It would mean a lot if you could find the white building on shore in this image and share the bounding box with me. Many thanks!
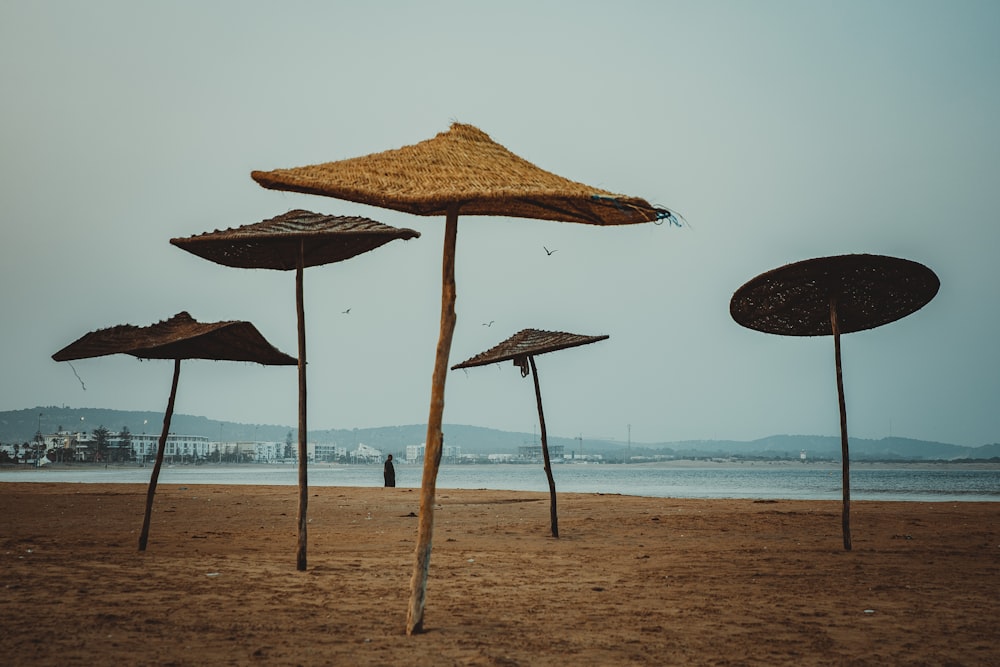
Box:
[351,443,383,464]
[9,429,286,463]
[314,443,347,462]
[405,442,462,464]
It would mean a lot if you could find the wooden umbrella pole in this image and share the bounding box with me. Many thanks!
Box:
[529,355,558,538]
[138,358,181,551]
[407,206,459,635]
[296,245,309,571]
[830,296,852,551]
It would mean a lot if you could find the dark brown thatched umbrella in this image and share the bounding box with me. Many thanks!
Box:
[251,122,679,633]
[730,254,939,550]
[51,311,296,551]
[452,329,609,538]
[170,209,419,571]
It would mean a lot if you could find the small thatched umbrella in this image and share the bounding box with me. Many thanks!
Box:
[251,122,679,633]
[452,329,609,538]
[51,311,296,551]
[730,254,939,550]
[170,209,419,571]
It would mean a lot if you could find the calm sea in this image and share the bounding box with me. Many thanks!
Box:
[2,462,998,502]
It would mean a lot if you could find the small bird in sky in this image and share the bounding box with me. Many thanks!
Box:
[342,308,351,314]
[543,246,557,256]
[483,320,494,327]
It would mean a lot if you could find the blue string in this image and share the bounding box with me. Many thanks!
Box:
[655,209,682,227]
[590,195,682,226]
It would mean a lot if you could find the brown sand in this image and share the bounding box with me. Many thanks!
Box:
[1,482,997,666]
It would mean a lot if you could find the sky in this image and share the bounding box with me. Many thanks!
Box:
[2,1,998,447]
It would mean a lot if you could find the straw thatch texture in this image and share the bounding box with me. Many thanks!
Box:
[252,123,675,226]
[730,254,939,337]
[452,329,610,370]
[170,209,420,270]
[52,312,296,365]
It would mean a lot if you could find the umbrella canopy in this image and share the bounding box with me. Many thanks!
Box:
[730,254,940,336]
[730,253,939,551]
[250,121,677,633]
[453,329,609,538]
[52,311,297,365]
[169,209,420,269]
[252,122,678,226]
[452,328,610,373]
[52,311,295,552]
[171,209,419,572]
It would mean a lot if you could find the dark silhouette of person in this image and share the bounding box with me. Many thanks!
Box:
[384,454,396,487]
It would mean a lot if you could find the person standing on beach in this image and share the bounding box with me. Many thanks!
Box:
[384,454,396,487]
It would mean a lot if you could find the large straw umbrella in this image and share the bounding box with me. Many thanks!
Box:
[51,311,296,551]
[251,122,679,633]
[170,209,419,571]
[452,329,609,538]
[730,254,939,550]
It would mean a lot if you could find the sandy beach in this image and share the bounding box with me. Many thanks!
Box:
[1,482,997,666]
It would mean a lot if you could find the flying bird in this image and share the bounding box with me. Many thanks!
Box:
[543,246,557,256]
[342,308,351,314]
[483,321,494,327]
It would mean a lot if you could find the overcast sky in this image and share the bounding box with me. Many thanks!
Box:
[2,1,998,447]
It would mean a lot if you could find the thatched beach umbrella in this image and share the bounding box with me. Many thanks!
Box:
[170,209,419,571]
[51,311,296,551]
[251,122,679,633]
[452,329,609,538]
[730,254,939,550]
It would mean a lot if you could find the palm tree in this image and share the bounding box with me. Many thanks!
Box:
[92,426,110,463]
[119,426,133,463]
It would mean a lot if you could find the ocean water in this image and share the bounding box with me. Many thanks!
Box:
[2,462,998,502]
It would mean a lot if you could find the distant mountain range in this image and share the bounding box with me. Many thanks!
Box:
[4,406,999,462]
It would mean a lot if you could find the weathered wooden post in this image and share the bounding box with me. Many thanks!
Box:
[730,254,939,550]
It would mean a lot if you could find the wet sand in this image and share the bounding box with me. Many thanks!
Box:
[1,482,997,665]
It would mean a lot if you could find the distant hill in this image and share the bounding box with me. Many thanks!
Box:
[0,406,295,446]
[636,435,1000,462]
[2,406,997,462]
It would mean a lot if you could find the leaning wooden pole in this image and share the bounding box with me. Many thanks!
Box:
[830,296,852,551]
[138,358,181,551]
[529,355,559,538]
[407,206,459,635]
[296,244,309,571]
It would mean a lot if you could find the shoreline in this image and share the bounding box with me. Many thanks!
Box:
[3,460,997,504]
[4,458,999,472]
